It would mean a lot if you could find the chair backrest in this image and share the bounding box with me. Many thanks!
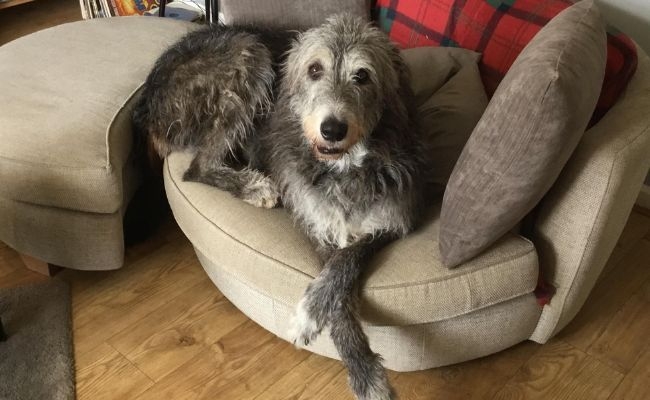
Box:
[374,0,638,125]
[218,0,370,30]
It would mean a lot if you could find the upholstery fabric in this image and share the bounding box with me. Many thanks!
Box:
[403,47,488,191]
[439,0,607,267]
[164,151,539,326]
[0,197,126,271]
[530,46,650,343]
[375,0,638,125]
[0,17,195,214]
[196,249,542,372]
[219,0,370,30]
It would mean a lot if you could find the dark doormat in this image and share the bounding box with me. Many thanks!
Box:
[0,279,74,400]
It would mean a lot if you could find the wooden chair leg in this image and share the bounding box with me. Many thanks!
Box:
[19,253,60,276]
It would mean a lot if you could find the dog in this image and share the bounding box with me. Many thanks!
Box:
[133,15,427,400]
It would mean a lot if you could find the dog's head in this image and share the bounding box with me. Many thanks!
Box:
[281,15,408,164]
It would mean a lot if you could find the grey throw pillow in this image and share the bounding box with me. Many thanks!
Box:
[439,0,608,268]
[219,0,370,30]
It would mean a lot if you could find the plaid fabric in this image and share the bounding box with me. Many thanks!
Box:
[376,0,638,124]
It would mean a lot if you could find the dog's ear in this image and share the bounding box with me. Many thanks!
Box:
[374,41,413,123]
[391,46,412,95]
[281,34,307,96]
[368,31,409,105]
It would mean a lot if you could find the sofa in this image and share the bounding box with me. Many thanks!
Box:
[0,1,648,370]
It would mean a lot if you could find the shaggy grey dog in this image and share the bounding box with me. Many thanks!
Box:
[134,15,427,400]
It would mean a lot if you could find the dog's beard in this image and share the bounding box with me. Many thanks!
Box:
[324,141,369,172]
[311,141,346,161]
[302,115,368,163]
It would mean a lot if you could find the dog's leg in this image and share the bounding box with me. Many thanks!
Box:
[289,234,397,400]
[183,146,279,209]
[331,304,394,400]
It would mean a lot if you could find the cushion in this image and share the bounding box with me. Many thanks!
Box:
[195,245,541,372]
[375,0,638,125]
[0,17,195,214]
[403,47,488,191]
[439,0,607,267]
[219,0,370,30]
[164,151,539,325]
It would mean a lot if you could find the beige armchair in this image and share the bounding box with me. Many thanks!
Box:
[529,45,650,343]
[162,45,650,370]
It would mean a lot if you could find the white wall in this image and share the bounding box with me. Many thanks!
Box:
[596,0,650,55]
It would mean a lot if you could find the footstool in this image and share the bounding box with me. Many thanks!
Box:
[0,17,195,271]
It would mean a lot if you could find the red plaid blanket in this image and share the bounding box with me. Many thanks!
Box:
[376,0,638,124]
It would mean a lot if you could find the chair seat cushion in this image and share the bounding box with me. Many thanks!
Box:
[0,17,195,213]
[164,152,539,325]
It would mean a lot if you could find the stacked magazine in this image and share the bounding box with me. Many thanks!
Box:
[79,0,155,18]
[79,0,204,21]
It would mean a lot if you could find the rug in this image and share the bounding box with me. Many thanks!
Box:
[0,279,74,400]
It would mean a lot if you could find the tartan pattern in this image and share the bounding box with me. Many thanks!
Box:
[376,0,638,124]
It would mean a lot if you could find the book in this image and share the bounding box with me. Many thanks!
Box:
[79,0,162,19]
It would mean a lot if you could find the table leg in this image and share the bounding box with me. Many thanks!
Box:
[158,0,166,17]
[206,0,218,24]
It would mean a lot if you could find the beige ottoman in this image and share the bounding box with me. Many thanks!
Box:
[0,17,194,271]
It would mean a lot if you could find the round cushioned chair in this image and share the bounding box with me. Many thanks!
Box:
[163,40,650,369]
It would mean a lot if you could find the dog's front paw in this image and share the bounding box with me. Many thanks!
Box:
[288,296,321,347]
[241,177,279,208]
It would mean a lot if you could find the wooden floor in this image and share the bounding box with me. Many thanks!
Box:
[1,206,648,400]
[2,3,650,399]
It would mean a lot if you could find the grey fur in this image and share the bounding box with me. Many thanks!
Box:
[133,15,428,400]
[133,25,293,207]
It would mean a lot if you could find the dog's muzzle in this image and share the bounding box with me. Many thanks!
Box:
[320,117,348,142]
[316,116,347,157]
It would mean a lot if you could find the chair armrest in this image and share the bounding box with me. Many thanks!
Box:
[529,46,650,343]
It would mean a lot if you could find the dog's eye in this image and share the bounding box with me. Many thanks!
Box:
[308,62,323,80]
[352,68,370,84]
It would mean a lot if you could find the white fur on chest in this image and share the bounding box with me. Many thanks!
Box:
[281,171,409,248]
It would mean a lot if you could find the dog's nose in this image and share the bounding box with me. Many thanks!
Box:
[320,117,348,142]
